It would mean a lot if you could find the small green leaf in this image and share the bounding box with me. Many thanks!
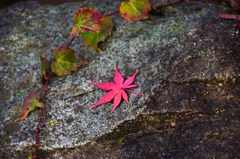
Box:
[20,93,44,121]
[119,0,151,21]
[51,46,88,76]
[29,156,33,159]
[81,16,113,52]
[71,8,105,37]
[40,55,49,80]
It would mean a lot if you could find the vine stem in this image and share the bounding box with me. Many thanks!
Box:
[105,10,119,16]
[67,36,76,48]
[153,0,185,9]
[104,0,187,17]
[33,71,53,159]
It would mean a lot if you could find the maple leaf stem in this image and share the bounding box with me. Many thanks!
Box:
[124,88,143,96]
[67,36,76,48]
[153,0,185,9]
[105,10,119,16]
[34,71,52,159]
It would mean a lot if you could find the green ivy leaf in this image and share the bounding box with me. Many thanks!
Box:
[71,8,104,37]
[51,46,88,76]
[40,55,49,80]
[81,16,113,52]
[20,93,44,121]
[119,0,151,21]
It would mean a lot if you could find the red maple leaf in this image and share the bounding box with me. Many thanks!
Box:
[88,66,143,113]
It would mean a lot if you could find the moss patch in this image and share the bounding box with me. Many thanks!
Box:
[172,21,184,32]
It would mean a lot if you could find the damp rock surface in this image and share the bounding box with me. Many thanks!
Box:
[0,0,240,158]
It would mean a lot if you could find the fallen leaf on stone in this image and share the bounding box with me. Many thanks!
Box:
[88,66,143,113]
[71,8,105,37]
[40,55,49,80]
[51,46,88,76]
[81,15,113,52]
[20,93,44,121]
[119,0,151,21]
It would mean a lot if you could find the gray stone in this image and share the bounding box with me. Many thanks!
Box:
[0,0,240,158]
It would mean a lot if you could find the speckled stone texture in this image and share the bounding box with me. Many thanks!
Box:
[0,0,240,158]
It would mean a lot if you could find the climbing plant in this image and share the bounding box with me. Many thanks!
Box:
[19,0,239,158]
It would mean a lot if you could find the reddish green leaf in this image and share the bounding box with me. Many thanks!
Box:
[81,16,113,52]
[226,0,240,10]
[20,93,44,121]
[40,55,49,80]
[119,0,151,21]
[51,46,88,76]
[71,8,105,37]
[219,14,238,19]
[88,66,143,113]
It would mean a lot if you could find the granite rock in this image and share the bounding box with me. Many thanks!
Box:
[0,0,240,158]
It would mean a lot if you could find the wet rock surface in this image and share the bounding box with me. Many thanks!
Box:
[0,0,240,158]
